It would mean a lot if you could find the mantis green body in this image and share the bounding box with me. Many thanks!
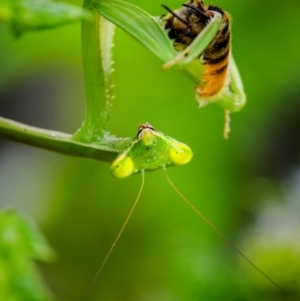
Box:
[84,123,282,301]
[110,123,193,178]
[81,2,282,298]
[83,125,192,300]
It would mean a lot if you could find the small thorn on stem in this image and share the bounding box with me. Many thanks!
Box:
[223,109,231,139]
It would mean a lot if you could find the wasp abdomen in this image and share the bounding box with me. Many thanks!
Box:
[197,11,231,100]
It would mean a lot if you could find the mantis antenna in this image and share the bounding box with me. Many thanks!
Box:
[83,173,145,301]
[83,123,283,300]
[83,123,192,299]
[164,170,285,290]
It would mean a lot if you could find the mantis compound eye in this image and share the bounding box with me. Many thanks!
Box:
[169,142,193,165]
[110,153,135,179]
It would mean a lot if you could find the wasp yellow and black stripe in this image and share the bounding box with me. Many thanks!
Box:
[162,0,231,100]
[198,5,230,98]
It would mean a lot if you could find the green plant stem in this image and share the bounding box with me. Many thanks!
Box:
[74,0,108,142]
[0,117,117,162]
[0,0,130,163]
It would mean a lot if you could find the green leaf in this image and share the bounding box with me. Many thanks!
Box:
[1,0,92,36]
[93,0,176,62]
[0,209,55,301]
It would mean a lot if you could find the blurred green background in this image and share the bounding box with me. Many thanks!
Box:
[1,0,300,300]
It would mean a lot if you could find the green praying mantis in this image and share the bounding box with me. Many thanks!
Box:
[81,1,283,300]
[83,123,283,301]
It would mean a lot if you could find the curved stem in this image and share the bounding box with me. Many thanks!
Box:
[74,0,110,142]
[0,116,118,162]
[0,0,124,162]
